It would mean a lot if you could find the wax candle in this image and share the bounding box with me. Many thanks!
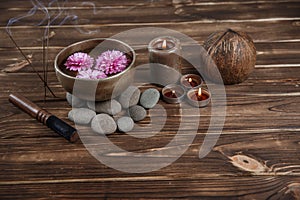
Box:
[187,87,211,107]
[180,74,203,90]
[148,36,182,86]
[162,84,185,104]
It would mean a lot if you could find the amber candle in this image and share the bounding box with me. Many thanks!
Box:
[148,36,182,86]
[180,74,203,90]
[162,84,185,104]
[187,88,211,107]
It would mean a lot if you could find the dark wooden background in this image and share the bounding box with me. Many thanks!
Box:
[1,0,300,199]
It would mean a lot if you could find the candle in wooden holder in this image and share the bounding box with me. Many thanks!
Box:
[180,74,203,90]
[187,88,211,107]
[162,84,185,104]
[148,36,182,86]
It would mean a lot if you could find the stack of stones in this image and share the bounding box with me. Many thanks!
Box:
[67,86,160,135]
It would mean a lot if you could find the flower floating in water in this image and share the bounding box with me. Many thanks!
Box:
[76,69,107,80]
[95,50,128,75]
[64,52,94,71]
[65,50,129,80]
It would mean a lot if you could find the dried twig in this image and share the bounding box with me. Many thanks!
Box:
[37,31,56,42]
[2,54,33,73]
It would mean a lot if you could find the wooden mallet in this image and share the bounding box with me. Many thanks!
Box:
[9,93,79,143]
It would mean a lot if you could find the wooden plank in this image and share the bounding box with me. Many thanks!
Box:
[1,1,300,26]
[1,0,300,9]
[1,42,300,74]
[1,64,300,96]
[1,129,300,176]
[0,131,300,198]
[1,19,299,48]
[1,92,300,137]
[0,177,298,199]
[0,177,296,199]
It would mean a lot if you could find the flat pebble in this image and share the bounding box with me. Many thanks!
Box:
[118,86,141,109]
[91,114,117,135]
[117,117,134,133]
[66,93,86,108]
[68,108,96,125]
[87,99,122,115]
[140,88,160,109]
[128,105,147,122]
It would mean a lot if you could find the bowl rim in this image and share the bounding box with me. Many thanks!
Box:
[54,38,136,82]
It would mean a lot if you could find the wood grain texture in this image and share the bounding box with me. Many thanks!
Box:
[1,0,300,199]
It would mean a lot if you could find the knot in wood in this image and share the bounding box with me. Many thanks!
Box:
[230,155,269,174]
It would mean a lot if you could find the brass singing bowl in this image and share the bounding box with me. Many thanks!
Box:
[54,38,136,101]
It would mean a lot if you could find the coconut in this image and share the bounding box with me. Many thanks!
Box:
[203,29,256,85]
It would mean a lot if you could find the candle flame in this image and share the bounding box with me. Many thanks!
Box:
[162,40,167,49]
[198,88,202,96]
[188,78,192,83]
[172,90,175,95]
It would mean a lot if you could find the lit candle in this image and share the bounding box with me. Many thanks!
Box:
[187,87,211,107]
[148,36,182,86]
[165,90,177,98]
[180,74,203,90]
[162,84,185,104]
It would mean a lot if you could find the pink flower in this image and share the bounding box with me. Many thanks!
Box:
[76,69,107,80]
[95,50,128,75]
[65,52,94,71]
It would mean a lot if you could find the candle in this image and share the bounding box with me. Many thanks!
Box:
[148,36,182,86]
[187,87,211,107]
[180,74,203,90]
[162,84,185,104]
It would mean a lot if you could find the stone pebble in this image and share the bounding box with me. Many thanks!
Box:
[128,105,147,122]
[66,92,87,108]
[117,117,134,133]
[118,86,141,109]
[68,108,96,125]
[91,114,117,135]
[87,99,122,115]
[139,88,160,109]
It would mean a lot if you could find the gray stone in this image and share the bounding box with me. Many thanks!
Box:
[66,93,86,108]
[118,86,141,109]
[117,117,134,133]
[128,105,147,122]
[87,99,122,115]
[68,108,96,125]
[140,88,160,109]
[91,114,117,135]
